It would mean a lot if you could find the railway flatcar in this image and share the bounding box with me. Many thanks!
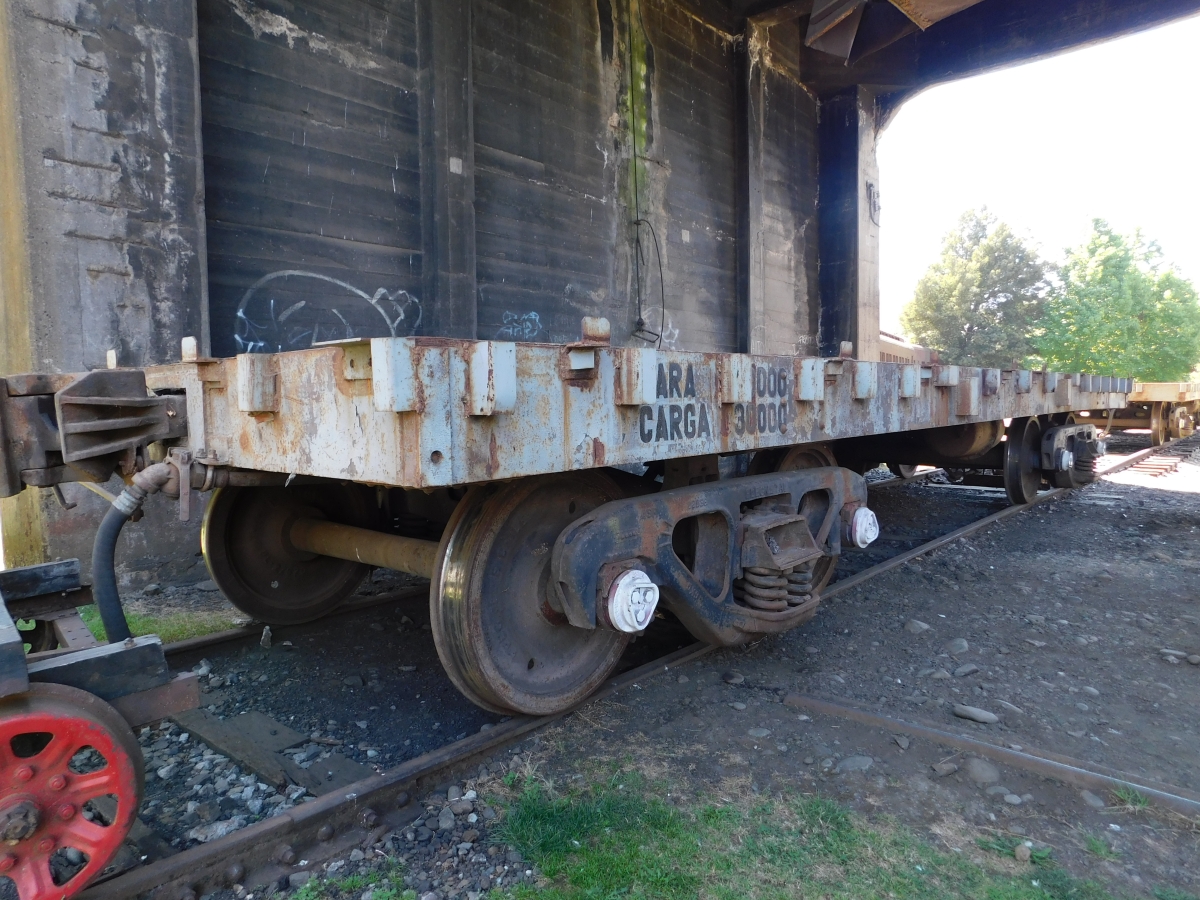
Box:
[1081,383,1200,446]
[6,0,1199,893]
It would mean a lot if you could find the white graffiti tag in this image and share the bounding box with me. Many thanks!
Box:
[234,270,422,353]
[496,311,545,342]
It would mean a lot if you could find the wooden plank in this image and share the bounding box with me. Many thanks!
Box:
[111,673,200,727]
[26,636,168,701]
[173,708,307,787]
[280,751,375,796]
[417,0,477,338]
[51,611,101,650]
[4,585,93,621]
[0,559,82,601]
[0,600,30,699]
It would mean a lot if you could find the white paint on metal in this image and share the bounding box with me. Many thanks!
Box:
[956,376,981,417]
[236,354,279,413]
[797,357,823,401]
[982,368,1000,397]
[372,338,422,412]
[850,507,880,549]
[852,361,877,400]
[154,338,1131,489]
[722,354,755,404]
[607,569,660,633]
[567,348,596,370]
[467,341,517,416]
[933,365,959,387]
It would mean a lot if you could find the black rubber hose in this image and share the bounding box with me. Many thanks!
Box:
[91,503,134,643]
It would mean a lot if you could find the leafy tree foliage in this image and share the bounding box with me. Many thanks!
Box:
[1037,221,1200,381]
[901,210,1051,367]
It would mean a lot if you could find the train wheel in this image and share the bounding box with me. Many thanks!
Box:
[1149,403,1167,446]
[0,684,143,900]
[202,484,374,624]
[431,473,630,715]
[886,463,918,479]
[751,444,840,594]
[1003,417,1042,505]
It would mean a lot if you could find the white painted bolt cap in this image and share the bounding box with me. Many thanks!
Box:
[607,569,660,633]
[850,508,880,549]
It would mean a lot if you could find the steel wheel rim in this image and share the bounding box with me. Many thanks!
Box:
[1003,417,1042,505]
[202,485,373,624]
[0,684,143,899]
[431,474,630,715]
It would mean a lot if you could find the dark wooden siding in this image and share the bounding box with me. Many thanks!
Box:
[471,0,743,351]
[471,0,619,345]
[644,0,741,352]
[199,0,423,358]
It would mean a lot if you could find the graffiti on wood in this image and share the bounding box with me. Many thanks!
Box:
[234,270,422,353]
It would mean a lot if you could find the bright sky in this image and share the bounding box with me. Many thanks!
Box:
[877,13,1200,336]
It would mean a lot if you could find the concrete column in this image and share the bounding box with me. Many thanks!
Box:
[0,0,208,574]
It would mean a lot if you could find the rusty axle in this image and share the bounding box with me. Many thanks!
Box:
[288,518,439,580]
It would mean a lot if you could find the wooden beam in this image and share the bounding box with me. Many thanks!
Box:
[417,0,477,339]
[801,0,1200,97]
[0,558,81,602]
[817,86,880,361]
[26,635,168,701]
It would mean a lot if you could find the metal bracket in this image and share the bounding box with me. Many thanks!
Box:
[167,448,194,522]
[551,467,867,646]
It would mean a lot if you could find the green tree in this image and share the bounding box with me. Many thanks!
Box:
[1037,221,1200,381]
[901,210,1050,367]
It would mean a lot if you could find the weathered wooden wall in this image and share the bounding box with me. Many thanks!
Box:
[198,0,424,359]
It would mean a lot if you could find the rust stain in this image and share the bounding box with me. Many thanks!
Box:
[488,430,500,480]
[593,437,606,466]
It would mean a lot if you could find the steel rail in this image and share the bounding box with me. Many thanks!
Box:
[825,439,1181,601]
[781,695,1200,819]
[79,642,712,900]
[77,437,1193,897]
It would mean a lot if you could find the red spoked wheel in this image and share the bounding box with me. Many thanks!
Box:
[0,684,144,899]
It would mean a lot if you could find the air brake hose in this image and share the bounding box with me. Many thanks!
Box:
[91,462,175,644]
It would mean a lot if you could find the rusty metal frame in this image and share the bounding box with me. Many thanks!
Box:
[552,467,866,645]
[136,338,1132,490]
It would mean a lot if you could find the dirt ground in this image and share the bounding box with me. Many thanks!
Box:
[112,438,1200,898]
[513,442,1200,898]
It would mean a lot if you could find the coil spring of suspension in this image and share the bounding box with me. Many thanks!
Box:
[733,560,817,612]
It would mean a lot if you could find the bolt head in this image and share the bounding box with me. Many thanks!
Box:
[0,854,16,872]
[57,804,76,821]
[48,775,67,791]
[14,766,34,782]
[37,838,54,853]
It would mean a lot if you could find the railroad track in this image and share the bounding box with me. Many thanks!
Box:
[78,436,1200,900]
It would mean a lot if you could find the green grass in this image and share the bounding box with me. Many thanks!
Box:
[1083,835,1120,861]
[79,604,244,644]
[491,773,1130,900]
[1154,888,1200,900]
[290,860,410,900]
[1111,787,1150,814]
